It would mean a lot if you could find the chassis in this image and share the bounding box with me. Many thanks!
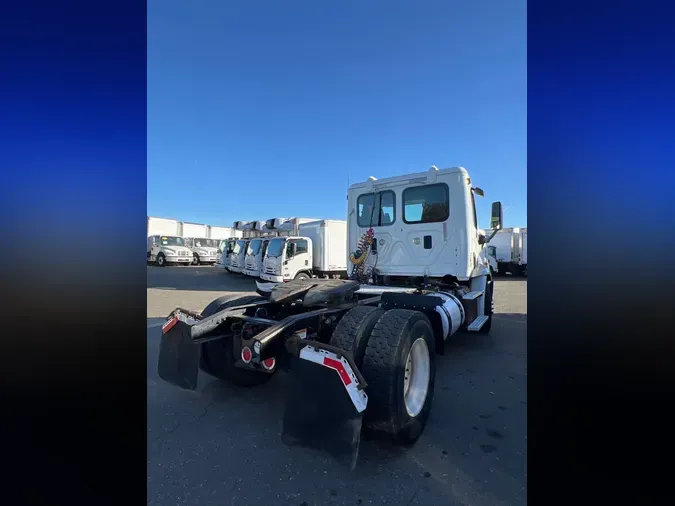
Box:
[158,276,491,467]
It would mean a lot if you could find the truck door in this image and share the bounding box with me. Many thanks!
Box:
[285,238,310,278]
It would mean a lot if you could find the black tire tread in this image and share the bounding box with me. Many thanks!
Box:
[362,309,432,436]
[329,306,385,368]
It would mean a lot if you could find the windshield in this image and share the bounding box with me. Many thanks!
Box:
[159,236,185,247]
[193,238,217,248]
[233,240,246,254]
[246,239,262,256]
[266,238,286,258]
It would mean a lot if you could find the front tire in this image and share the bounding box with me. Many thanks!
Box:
[361,309,436,444]
[156,253,166,267]
[199,294,272,387]
[294,272,310,281]
[192,254,200,266]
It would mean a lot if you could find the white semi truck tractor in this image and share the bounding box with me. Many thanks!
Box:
[157,165,503,468]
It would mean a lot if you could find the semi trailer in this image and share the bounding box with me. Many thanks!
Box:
[158,165,502,468]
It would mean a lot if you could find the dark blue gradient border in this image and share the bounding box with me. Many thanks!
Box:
[1,1,146,502]
[2,0,674,502]
[529,0,675,502]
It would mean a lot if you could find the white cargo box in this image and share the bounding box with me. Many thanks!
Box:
[298,219,348,272]
[180,222,208,238]
[208,225,234,239]
[147,216,180,237]
[489,227,520,263]
[519,228,527,265]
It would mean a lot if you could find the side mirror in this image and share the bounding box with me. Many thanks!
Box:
[286,243,295,258]
[490,202,503,230]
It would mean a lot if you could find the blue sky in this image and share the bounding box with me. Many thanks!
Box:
[147,0,526,229]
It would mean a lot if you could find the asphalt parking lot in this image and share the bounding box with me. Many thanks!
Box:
[147,266,527,506]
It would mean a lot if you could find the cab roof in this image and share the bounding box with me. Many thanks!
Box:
[348,166,468,192]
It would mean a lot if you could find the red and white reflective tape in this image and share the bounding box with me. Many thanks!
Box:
[298,345,368,413]
[162,314,179,334]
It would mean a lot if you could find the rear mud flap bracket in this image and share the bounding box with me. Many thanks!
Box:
[157,312,201,390]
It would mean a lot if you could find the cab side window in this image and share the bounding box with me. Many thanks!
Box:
[294,239,308,254]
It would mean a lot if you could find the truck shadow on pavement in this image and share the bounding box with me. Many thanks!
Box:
[147,266,260,292]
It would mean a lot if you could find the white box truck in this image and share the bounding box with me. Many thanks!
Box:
[180,222,217,265]
[243,217,285,278]
[488,227,519,275]
[256,219,348,291]
[147,235,193,266]
[183,237,220,265]
[147,217,192,265]
[147,216,180,237]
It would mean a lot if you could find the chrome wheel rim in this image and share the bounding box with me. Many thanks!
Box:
[403,337,431,417]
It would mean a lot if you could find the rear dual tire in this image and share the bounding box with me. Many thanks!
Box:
[199,294,272,387]
[330,307,436,444]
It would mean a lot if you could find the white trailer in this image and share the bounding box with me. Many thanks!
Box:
[147,216,180,237]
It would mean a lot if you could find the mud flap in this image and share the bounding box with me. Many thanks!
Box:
[157,314,200,390]
[281,344,368,470]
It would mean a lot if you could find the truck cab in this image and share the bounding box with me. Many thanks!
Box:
[229,238,250,273]
[259,236,313,283]
[184,237,220,265]
[147,235,193,266]
[216,238,237,271]
[347,166,486,284]
[243,237,272,278]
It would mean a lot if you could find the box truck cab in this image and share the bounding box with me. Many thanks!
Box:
[258,236,313,283]
[147,235,193,266]
[229,238,250,273]
[216,238,238,271]
[183,237,220,265]
[243,237,271,278]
